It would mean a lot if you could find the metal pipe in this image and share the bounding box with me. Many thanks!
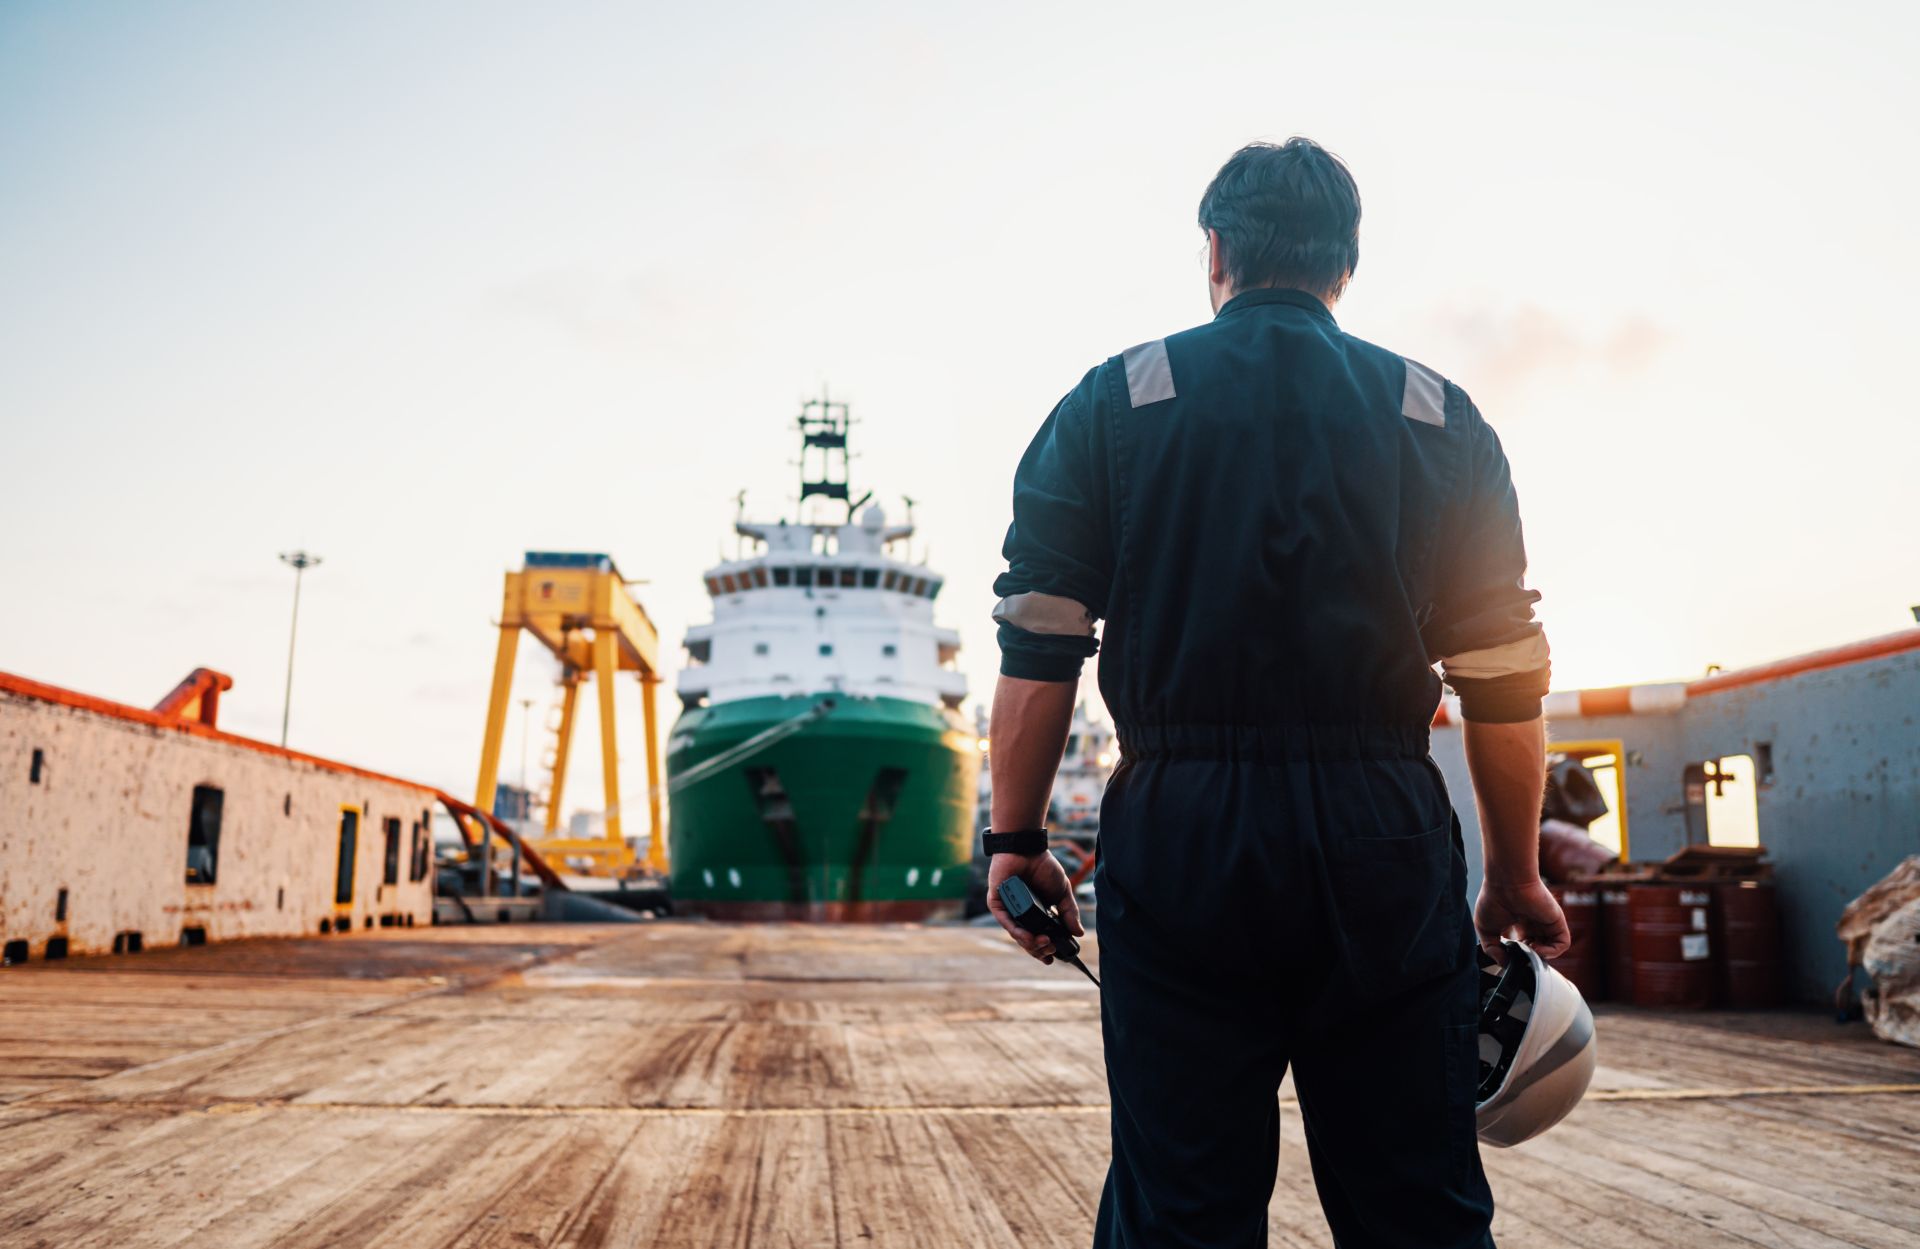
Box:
[480,813,494,899]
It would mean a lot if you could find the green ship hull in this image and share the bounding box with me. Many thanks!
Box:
[666,693,979,920]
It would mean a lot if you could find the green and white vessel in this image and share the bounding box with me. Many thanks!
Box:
[666,398,978,920]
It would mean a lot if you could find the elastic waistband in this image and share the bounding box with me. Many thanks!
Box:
[1115,721,1431,762]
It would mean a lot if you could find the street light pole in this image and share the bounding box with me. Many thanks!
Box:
[278,551,322,747]
[518,697,536,790]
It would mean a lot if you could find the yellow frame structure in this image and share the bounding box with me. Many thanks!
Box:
[1547,737,1630,860]
[473,554,665,877]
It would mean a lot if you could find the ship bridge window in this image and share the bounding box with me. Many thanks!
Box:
[754,642,769,656]
[796,567,815,587]
[753,567,769,588]
[772,567,792,587]
[861,568,880,588]
[186,785,223,885]
[819,643,834,656]
[839,568,858,588]
[911,577,929,597]
[721,573,738,594]
[926,580,943,600]
[882,643,897,657]
[705,577,721,596]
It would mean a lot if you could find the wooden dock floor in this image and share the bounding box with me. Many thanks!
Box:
[2,922,1916,1247]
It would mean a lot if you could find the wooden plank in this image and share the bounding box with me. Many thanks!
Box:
[4,922,1919,1248]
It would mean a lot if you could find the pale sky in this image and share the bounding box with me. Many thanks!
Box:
[3,2,1916,818]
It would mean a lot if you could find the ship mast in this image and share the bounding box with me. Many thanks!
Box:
[797,389,872,524]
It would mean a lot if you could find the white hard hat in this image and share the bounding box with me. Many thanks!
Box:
[1475,941,1597,1148]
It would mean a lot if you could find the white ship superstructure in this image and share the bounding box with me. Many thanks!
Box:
[677,505,967,712]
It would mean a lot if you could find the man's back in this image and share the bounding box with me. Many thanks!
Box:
[999,287,1545,737]
[984,139,1563,1249]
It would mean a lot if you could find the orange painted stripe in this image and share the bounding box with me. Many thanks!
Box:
[1687,627,1920,698]
[1431,628,1920,728]
[1578,687,1634,717]
[0,669,438,796]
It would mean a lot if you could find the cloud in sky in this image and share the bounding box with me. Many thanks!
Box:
[491,266,717,358]
[1417,303,1672,408]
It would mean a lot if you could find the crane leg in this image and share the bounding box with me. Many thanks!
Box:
[546,676,580,836]
[474,626,518,818]
[593,630,624,858]
[641,674,666,871]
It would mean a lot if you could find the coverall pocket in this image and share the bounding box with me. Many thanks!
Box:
[1326,821,1460,997]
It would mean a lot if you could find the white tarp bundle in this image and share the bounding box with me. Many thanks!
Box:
[1837,855,1920,1049]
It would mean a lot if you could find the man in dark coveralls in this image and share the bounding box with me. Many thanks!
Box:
[983,139,1572,1249]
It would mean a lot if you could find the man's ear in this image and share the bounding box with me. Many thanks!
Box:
[1207,229,1228,286]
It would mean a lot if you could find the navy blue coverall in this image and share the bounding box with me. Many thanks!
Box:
[993,288,1551,1249]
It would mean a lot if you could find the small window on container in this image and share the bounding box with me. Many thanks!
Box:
[861,569,880,588]
[335,809,359,905]
[186,785,223,885]
[382,817,402,886]
[796,567,815,587]
[30,748,46,784]
[772,567,792,587]
[839,568,857,588]
[882,644,897,657]
[753,567,769,588]
[409,820,430,882]
[883,570,898,590]
[819,643,834,656]
[754,642,769,656]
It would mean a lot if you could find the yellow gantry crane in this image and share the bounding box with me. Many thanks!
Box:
[474,552,665,877]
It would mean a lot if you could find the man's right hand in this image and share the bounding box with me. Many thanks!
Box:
[1474,877,1572,963]
[985,850,1084,964]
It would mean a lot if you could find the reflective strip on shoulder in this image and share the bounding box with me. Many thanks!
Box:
[1442,632,1551,681]
[992,592,1096,636]
[1121,339,1175,408]
[1401,357,1447,428]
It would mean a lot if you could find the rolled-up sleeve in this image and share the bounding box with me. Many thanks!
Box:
[1424,395,1551,722]
[992,374,1112,682]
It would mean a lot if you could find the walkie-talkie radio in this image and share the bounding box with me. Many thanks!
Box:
[997,877,1100,986]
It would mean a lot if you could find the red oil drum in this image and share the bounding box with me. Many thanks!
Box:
[1547,885,1605,1001]
[1602,887,1635,1003]
[1713,880,1781,1008]
[1628,884,1716,1008]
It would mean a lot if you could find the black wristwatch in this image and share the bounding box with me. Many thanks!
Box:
[982,828,1049,856]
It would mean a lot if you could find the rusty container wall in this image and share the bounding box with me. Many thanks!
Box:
[1713,880,1782,1008]
[1,683,439,959]
[1602,887,1635,1003]
[1628,884,1716,1008]
[1547,885,1605,1001]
